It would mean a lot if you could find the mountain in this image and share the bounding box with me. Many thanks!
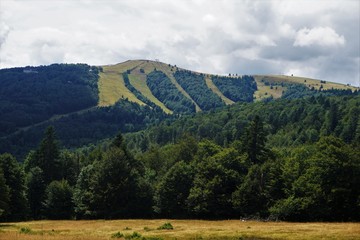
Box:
[98,60,357,109]
[0,60,358,159]
[1,61,359,222]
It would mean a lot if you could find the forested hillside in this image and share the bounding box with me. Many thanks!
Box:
[174,70,225,110]
[0,94,359,222]
[126,94,360,151]
[0,64,99,136]
[0,99,168,158]
[1,60,357,159]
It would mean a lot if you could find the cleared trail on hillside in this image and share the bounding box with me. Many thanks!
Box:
[205,75,235,105]
[154,62,202,112]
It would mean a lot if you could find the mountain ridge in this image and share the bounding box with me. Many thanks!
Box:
[0,60,358,159]
[98,59,358,110]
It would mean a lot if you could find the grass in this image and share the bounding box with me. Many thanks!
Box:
[98,64,146,106]
[205,76,235,105]
[254,76,286,101]
[98,60,358,109]
[97,60,202,112]
[0,220,359,240]
[255,75,358,91]
[128,70,173,114]
[98,60,359,107]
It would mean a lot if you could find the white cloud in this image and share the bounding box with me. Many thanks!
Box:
[0,0,359,86]
[294,27,345,47]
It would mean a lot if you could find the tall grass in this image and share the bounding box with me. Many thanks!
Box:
[1,220,359,240]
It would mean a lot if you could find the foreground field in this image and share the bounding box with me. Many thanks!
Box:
[1,220,359,240]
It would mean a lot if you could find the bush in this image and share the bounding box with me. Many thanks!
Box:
[111,231,124,238]
[157,222,173,230]
[19,227,33,234]
[125,232,142,239]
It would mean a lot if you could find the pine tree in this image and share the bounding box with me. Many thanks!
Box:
[26,167,45,219]
[26,126,60,184]
[242,115,269,164]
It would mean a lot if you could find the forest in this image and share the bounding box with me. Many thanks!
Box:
[211,75,257,102]
[0,64,100,137]
[174,70,225,110]
[146,70,195,114]
[0,93,359,222]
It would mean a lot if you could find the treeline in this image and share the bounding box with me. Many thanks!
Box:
[126,94,360,151]
[0,64,100,137]
[146,70,195,114]
[211,75,257,102]
[174,70,225,110]
[0,99,168,159]
[1,114,359,222]
[281,84,358,100]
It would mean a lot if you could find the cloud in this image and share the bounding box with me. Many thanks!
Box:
[294,27,345,47]
[0,0,359,86]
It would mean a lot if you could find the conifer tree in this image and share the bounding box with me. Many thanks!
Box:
[242,115,268,164]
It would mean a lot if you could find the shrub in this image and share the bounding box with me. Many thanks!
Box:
[19,227,32,234]
[111,231,124,238]
[157,222,173,230]
[125,231,143,240]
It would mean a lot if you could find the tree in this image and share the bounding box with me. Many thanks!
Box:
[74,133,152,219]
[232,160,283,218]
[0,153,28,221]
[270,137,360,221]
[0,168,10,219]
[26,167,46,219]
[43,180,74,219]
[242,115,269,164]
[155,161,194,218]
[73,164,99,219]
[188,147,245,218]
[25,126,61,184]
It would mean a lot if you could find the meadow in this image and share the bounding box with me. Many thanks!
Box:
[1,220,359,240]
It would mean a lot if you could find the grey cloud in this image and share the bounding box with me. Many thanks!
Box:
[0,0,359,86]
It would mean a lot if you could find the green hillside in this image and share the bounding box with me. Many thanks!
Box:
[0,62,359,223]
[0,59,358,159]
[98,60,358,109]
[0,64,99,137]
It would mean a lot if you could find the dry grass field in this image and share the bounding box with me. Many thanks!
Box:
[1,219,359,240]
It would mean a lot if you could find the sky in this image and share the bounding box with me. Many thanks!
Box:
[0,0,359,86]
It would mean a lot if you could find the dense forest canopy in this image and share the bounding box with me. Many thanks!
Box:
[211,75,257,102]
[0,61,359,222]
[0,64,99,137]
[0,93,359,222]
[174,70,225,110]
[146,70,195,114]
